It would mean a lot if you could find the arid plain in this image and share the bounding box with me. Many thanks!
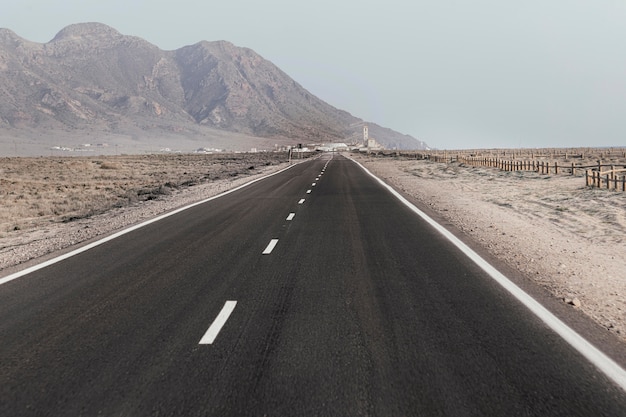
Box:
[1,150,625,343]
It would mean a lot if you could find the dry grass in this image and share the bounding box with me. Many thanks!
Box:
[0,153,290,234]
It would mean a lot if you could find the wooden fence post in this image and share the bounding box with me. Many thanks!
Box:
[611,166,615,186]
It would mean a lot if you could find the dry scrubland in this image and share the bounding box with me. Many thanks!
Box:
[356,148,626,342]
[0,153,291,234]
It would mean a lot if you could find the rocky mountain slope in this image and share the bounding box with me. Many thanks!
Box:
[0,23,427,153]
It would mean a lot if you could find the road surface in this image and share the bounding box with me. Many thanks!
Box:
[2,154,626,416]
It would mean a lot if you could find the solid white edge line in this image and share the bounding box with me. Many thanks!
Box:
[262,239,279,254]
[0,161,307,286]
[286,213,295,221]
[347,156,626,392]
[199,300,237,345]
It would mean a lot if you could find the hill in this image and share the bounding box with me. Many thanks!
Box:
[0,23,427,154]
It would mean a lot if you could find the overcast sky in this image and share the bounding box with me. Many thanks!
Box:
[2,0,626,149]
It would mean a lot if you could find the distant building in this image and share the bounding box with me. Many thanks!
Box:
[317,143,349,152]
[361,124,384,151]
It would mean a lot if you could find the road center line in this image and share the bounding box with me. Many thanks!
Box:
[298,198,305,204]
[262,239,279,254]
[199,301,237,345]
[306,189,312,194]
[286,213,295,221]
[312,183,316,186]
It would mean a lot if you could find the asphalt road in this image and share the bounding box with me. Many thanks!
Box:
[2,153,626,416]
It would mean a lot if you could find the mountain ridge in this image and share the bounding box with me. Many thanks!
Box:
[0,23,428,154]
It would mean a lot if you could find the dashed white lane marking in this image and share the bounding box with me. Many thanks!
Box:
[262,239,279,254]
[306,190,312,194]
[312,183,317,186]
[286,213,295,221]
[199,301,237,345]
[298,199,305,204]
[348,156,626,392]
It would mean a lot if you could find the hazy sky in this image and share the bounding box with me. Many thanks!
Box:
[2,0,626,149]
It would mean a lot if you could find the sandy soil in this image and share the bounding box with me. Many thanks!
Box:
[1,153,624,342]
[354,154,626,341]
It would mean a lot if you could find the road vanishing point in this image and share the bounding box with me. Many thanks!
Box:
[2,153,626,416]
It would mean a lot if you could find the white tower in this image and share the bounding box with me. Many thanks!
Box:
[363,125,369,146]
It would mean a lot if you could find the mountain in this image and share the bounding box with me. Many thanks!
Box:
[0,23,428,154]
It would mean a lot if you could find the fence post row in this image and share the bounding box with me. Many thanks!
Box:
[414,150,625,192]
[585,169,626,190]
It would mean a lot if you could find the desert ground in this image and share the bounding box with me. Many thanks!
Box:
[0,150,624,342]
